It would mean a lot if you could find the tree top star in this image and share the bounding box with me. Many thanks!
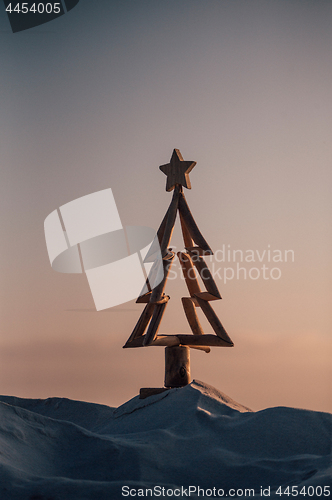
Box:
[159,149,196,192]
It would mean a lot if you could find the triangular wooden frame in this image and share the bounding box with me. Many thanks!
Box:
[123,185,234,352]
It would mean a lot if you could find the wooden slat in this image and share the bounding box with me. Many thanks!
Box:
[123,334,233,348]
[124,302,154,344]
[178,192,213,254]
[160,184,181,255]
[137,294,170,305]
[195,291,221,302]
[177,252,201,297]
[136,291,152,303]
[190,254,221,299]
[186,246,212,256]
[181,297,204,335]
[135,336,210,351]
[142,209,169,263]
[150,252,175,303]
[156,206,169,245]
[194,295,233,345]
[154,295,170,305]
[149,335,180,347]
[137,250,167,300]
[177,333,233,347]
[188,345,210,353]
[179,211,194,249]
[143,302,168,346]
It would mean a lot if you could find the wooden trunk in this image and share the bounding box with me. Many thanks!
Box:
[164,346,191,388]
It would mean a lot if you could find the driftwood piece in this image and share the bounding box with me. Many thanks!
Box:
[164,346,190,387]
[195,291,220,302]
[154,295,170,305]
[141,207,169,264]
[178,192,213,254]
[156,205,169,245]
[158,338,210,353]
[188,345,210,353]
[181,297,204,335]
[179,212,194,249]
[177,333,233,347]
[177,252,201,297]
[143,302,168,346]
[125,335,210,352]
[160,185,181,255]
[123,334,233,348]
[125,302,154,344]
[136,293,170,305]
[136,291,152,303]
[194,295,233,345]
[186,246,212,256]
[148,335,180,347]
[190,254,221,299]
[150,252,175,303]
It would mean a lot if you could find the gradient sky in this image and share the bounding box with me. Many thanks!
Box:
[0,0,331,412]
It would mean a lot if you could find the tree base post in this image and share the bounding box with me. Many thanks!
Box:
[164,345,191,388]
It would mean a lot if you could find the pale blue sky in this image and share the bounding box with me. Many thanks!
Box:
[0,0,331,410]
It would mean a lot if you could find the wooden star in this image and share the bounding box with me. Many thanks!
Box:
[159,149,196,192]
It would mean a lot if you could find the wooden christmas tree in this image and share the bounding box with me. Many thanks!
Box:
[124,149,234,391]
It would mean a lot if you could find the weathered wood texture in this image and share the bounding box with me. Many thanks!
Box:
[149,335,180,347]
[190,254,221,299]
[136,252,163,299]
[160,185,181,255]
[125,302,154,344]
[137,294,170,306]
[125,149,234,354]
[164,346,191,387]
[195,291,221,302]
[178,192,213,254]
[194,295,233,345]
[150,252,175,303]
[185,246,211,256]
[136,291,152,303]
[181,297,204,335]
[123,334,233,348]
[143,302,168,346]
[159,149,196,192]
[156,205,169,245]
[187,345,210,353]
[179,211,194,249]
[177,252,201,297]
[173,334,233,347]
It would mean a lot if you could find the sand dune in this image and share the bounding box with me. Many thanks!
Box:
[0,380,331,499]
